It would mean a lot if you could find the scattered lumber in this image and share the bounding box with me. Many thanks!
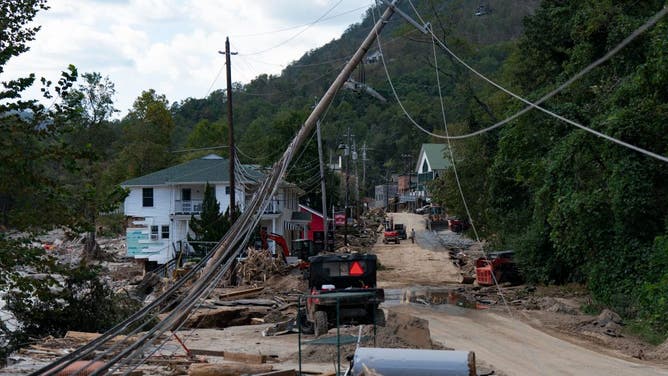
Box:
[177,306,269,329]
[255,370,296,376]
[189,350,269,364]
[188,362,273,376]
[212,298,277,307]
[219,286,264,299]
[234,249,291,285]
[223,351,268,364]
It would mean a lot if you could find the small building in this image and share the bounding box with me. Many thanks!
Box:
[297,204,334,252]
[415,144,451,198]
[374,182,398,209]
[120,154,303,266]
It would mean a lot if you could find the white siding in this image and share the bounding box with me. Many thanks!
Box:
[124,186,173,264]
[124,186,172,220]
[416,152,432,174]
[215,184,245,213]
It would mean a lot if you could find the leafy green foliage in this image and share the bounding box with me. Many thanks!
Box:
[110,89,175,181]
[457,0,668,339]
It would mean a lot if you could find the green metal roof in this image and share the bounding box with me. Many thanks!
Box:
[418,143,451,171]
[120,154,264,187]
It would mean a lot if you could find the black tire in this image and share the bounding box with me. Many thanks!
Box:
[314,310,328,337]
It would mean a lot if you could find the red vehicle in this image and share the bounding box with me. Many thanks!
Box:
[382,227,400,244]
[475,251,522,286]
[447,217,470,233]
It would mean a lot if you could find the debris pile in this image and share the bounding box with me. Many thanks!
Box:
[296,309,447,364]
[647,339,668,361]
[579,309,624,338]
[233,249,292,285]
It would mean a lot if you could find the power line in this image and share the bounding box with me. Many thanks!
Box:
[230,5,369,38]
[430,31,513,318]
[391,2,668,162]
[239,0,347,56]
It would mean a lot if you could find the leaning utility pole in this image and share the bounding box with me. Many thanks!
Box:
[224,37,237,219]
[316,120,329,251]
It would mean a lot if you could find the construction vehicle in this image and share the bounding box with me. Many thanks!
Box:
[382,226,400,244]
[424,205,448,231]
[393,224,407,240]
[306,253,385,336]
[259,228,317,264]
[474,251,523,286]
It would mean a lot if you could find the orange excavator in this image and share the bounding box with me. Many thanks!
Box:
[259,228,315,268]
[260,228,290,261]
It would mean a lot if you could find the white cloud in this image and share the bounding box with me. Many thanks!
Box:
[2,0,372,116]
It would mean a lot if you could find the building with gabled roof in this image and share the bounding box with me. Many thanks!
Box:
[121,154,303,266]
[415,143,451,198]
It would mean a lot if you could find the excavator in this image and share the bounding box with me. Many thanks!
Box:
[259,228,315,267]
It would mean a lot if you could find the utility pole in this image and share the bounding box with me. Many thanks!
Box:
[342,127,351,246]
[223,37,238,219]
[362,142,367,193]
[352,136,359,204]
[316,119,329,251]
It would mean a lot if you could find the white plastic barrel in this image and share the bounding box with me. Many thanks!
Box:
[351,347,476,376]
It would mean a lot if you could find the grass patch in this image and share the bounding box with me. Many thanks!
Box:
[625,320,667,346]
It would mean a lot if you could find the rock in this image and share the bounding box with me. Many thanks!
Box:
[594,309,623,326]
[602,321,623,337]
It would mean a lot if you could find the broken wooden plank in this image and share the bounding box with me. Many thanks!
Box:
[188,349,268,363]
[255,370,296,376]
[212,298,276,307]
[219,286,264,299]
[189,349,225,357]
[188,362,273,376]
[177,306,269,329]
[223,351,268,364]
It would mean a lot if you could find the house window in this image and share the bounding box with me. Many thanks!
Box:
[150,225,159,240]
[182,188,191,201]
[421,160,429,173]
[143,188,154,207]
[225,186,230,195]
[161,225,169,239]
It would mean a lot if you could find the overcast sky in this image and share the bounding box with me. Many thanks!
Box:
[4,0,372,117]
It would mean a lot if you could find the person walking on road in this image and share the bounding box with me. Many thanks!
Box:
[410,228,416,244]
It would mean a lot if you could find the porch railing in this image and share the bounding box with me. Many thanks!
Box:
[174,200,203,214]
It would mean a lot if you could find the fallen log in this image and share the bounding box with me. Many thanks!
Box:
[188,362,273,376]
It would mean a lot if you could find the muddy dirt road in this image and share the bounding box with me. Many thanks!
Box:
[375,213,462,288]
[376,212,668,376]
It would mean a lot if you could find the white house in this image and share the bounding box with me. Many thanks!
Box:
[415,143,451,198]
[121,154,303,266]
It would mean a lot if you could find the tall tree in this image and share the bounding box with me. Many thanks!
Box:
[111,89,175,181]
[62,72,125,259]
[189,183,235,253]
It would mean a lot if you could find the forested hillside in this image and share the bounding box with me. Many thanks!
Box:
[2,0,667,345]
